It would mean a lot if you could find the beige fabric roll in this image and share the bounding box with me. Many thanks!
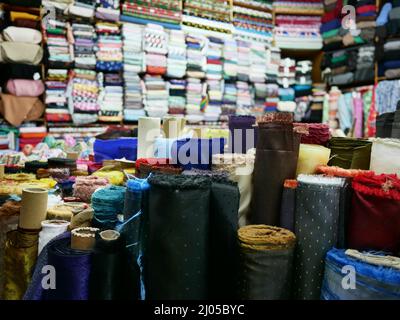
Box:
[70,227,98,251]
[0,42,43,65]
[212,151,255,227]
[137,117,161,158]
[2,26,42,44]
[162,116,186,138]
[370,138,400,175]
[19,188,48,230]
[296,144,331,176]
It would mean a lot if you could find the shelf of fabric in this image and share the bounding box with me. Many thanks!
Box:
[233,0,273,13]
[120,15,182,30]
[181,14,233,34]
[183,0,232,22]
[274,7,324,15]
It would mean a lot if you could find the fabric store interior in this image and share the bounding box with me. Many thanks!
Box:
[0,0,399,301]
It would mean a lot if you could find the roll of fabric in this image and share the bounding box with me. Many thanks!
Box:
[89,230,130,300]
[321,248,400,300]
[228,115,256,154]
[91,186,126,229]
[171,138,225,171]
[24,161,48,174]
[3,228,39,300]
[348,172,400,254]
[370,139,400,175]
[47,158,76,170]
[44,236,92,300]
[137,117,161,159]
[19,187,48,230]
[146,174,211,300]
[293,123,330,145]
[208,176,240,299]
[212,152,255,227]
[69,207,94,230]
[38,220,69,255]
[296,144,331,175]
[70,227,99,251]
[238,225,296,300]
[293,175,345,300]
[328,138,372,170]
[251,112,300,226]
[47,204,75,221]
[73,176,109,203]
[279,179,298,232]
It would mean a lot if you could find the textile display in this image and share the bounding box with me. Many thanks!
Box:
[251,113,300,226]
[328,137,372,170]
[293,174,345,300]
[146,174,211,300]
[238,225,296,300]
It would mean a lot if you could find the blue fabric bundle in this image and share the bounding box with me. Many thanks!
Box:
[92,186,126,229]
[171,138,225,170]
[321,248,400,300]
[94,138,137,163]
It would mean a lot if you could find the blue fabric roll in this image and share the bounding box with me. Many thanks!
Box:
[321,248,400,300]
[171,138,225,170]
[94,138,137,163]
[320,19,341,33]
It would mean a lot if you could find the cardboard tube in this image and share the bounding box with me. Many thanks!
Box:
[163,116,186,139]
[71,227,99,251]
[19,187,48,230]
[137,117,161,158]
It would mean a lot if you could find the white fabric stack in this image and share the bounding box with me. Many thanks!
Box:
[167,30,187,78]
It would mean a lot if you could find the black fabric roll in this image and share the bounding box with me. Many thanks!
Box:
[279,180,298,232]
[24,161,48,174]
[3,0,41,7]
[238,225,296,300]
[47,158,76,170]
[208,177,240,299]
[293,175,345,300]
[146,174,211,300]
[251,114,300,226]
[89,231,136,300]
[0,64,41,86]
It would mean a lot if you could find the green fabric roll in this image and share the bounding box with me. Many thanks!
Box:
[328,138,372,170]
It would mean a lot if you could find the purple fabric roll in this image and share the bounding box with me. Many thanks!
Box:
[228,115,257,153]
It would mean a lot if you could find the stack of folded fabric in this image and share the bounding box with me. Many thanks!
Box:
[294,95,312,121]
[223,38,238,81]
[67,0,96,19]
[19,126,47,150]
[237,40,251,82]
[43,16,73,68]
[294,60,313,97]
[183,0,231,22]
[354,45,375,83]
[72,23,96,70]
[168,79,187,115]
[278,87,296,112]
[167,30,187,78]
[0,12,45,127]
[144,24,168,76]
[98,73,124,123]
[275,13,323,49]
[95,22,123,72]
[301,83,325,122]
[274,0,324,14]
[322,48,358,85]
[185,78,205,122]
[121,0,182,28]
[355,0,376,43]
[96,0,120,22]
[249,42,267,84]
[232,4,274,43]
[264,84,280,112]
[320,0,346,50]
[186,34,207,79]
[0,128,17,151]
[266,46,281,84]
[70,69,100,124]
[378,39,400,79]
[122,22,145,121]
[205,79,223,121]
[143,75,169,117]
[222,83,237,116]
[278,58,296,88]
[236,81,253,114]
[45,69,71,123]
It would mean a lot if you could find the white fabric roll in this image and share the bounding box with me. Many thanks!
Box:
[38,220,70,255]
[370,138,400,175]
[137,117,161,158]
[2,26,42,44]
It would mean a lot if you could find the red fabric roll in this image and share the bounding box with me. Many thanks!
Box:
[356,5,376,14]
[348,173,400,254]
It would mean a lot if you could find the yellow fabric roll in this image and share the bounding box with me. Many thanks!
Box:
[10,11,40,22]
[296,144,331,176]
[92,170,124,186]
[3,229,39,300]
[47,205,75,221]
